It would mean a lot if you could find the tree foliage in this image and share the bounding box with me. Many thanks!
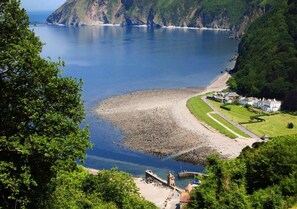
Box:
[241,136,297,194]
[0,0,90,208]
[47,167,157,209]
[188,135,297,209]
[0,2,158,209]
[82,168,157,209]
[230,0,297,110]
[189,155,251,209]
[46,167,118,209]
[287,122,294,129]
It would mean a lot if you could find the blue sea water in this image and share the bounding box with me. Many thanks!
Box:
[27,11,52,24]
[28,12,238,187]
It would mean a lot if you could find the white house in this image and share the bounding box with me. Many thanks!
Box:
[224,92,239,103]
[239,97,259,106]
[260,99,282,112]
[238,97,281,112]
[209,92,282,112]
[207,92,225,102]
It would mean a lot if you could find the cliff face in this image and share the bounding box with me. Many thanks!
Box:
[47,0,270,34]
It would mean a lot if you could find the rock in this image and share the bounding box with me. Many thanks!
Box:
[46,0,267,35]
[121,14,145,26]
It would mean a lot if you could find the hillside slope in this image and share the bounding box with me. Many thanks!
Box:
[230,0,297,110]
[47,0,270,35]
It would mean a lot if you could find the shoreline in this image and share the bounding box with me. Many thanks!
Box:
[46,22,230,31]
[96,72,257,165]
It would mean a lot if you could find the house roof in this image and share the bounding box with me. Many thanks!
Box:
[227,92,239,97]
[180,192,191,203]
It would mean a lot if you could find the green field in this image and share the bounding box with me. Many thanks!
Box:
[207,100,256,122]
[245,114,297,137]
[210,113,250,138]
[187,96,248,139]
[207,99,297,137]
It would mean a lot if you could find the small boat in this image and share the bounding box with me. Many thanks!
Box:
[192,179,201,185]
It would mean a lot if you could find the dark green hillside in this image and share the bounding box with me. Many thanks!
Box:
[201,0,259,27]
[230,0,297,110]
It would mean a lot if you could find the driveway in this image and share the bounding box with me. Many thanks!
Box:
[202,96,260,139]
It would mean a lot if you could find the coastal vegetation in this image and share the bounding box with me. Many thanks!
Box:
[187,135,297,209]
[0,1,156,208]
[187,95,249,138]
[48,167,157,209]
[200,0,265,26]
[229,0,297,111]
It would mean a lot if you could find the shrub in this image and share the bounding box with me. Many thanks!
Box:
[220,104,231,111]
[287,123,294,129]
[250,115,266,122]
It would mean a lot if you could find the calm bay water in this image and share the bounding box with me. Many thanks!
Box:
[28,12,238,187]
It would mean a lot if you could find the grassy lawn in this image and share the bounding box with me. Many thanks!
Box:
[210,113,250,138]
[187,96,242,139]
[207,99,256,123]
[207,98,297,137]
[244,114,297,137]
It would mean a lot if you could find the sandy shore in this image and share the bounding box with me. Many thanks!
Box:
[97,73,257,164]
[135,178,180,209]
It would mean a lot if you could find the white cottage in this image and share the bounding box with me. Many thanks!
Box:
[239,97,281,112]
[224,92,239,103]
[239,97,259,106]
[261,99,282,112]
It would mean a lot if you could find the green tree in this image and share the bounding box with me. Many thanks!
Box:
[188,155,251,209]
[227,77,237,91]
[0,0,89,208]
[282,90,297,111]
[188,135,297,209]
[251,187,285,209]
[241,136,297,193]
[287,122,294,129]
[83,168,157,209]
[230,0,297,109]
[46,167,118,209]
[48,167,157,209]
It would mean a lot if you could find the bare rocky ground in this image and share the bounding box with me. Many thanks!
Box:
[96,73,257,165]
[175,146,219,166]
[97,89,209,161]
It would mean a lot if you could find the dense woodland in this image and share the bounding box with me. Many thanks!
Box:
[188,135,297,209]
[229,0,297,110]
[0,1,156,208]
